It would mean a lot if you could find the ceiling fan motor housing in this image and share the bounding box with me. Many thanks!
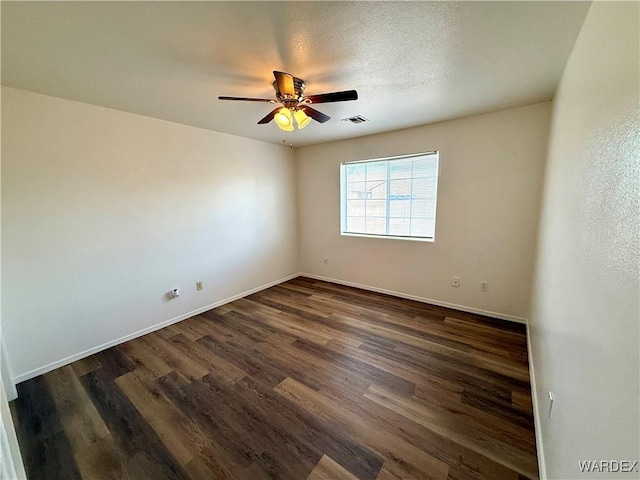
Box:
[274,76,306,108]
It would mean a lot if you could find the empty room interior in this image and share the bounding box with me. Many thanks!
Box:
[1,2,638,479]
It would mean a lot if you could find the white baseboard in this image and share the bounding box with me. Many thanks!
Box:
[300,273,528,324]
[12,273,300,384]
[527,323,547,480]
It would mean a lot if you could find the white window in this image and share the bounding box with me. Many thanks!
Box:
[340,152,439,241]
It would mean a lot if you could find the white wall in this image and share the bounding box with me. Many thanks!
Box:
[296,103,550,321]
[1,87,298,381]
[529,2,639,479]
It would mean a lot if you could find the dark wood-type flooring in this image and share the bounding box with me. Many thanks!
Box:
[11,277,538,480]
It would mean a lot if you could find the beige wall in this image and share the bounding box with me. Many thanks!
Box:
[1,87,298,381]
[529,2,640,479]
[296,103,551,321]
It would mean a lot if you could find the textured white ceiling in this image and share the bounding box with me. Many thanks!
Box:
[1,1,590,147]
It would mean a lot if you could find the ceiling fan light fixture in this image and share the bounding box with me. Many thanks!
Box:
[274,107,293,131]
[219,71,358,131]
[294,109,311,129]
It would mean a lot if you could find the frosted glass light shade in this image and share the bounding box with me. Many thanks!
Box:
[274,107,293,131]
[294,109,311,129]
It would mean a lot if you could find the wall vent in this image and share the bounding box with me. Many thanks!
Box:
[342,115,369,124]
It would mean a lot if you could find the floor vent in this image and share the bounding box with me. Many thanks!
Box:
[342,115,369,124]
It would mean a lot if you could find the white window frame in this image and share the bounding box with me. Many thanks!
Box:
[340,151,439,242]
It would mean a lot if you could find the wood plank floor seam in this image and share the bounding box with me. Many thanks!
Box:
[10,277,538,479]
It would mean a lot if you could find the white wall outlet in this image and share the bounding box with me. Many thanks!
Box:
[452,276,460,287]
[323,257,329,265]
[548,391,554,418]
[170,288,180,298]
[196,281,203,291]
[481,281,489,292]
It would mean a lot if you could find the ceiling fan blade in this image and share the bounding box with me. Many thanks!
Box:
[302,106,330,123]
[306,90,358,104]
[257,108,281,124]
[273,71,295,97]
[218,96,274,102]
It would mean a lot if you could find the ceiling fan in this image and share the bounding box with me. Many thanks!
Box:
[218,71,358,131]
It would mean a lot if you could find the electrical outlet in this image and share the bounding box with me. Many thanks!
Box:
[481,281,488,292]
[451,276,460,287]
[196,281,203,291]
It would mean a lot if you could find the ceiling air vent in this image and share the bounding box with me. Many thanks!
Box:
[342,115,368,124]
